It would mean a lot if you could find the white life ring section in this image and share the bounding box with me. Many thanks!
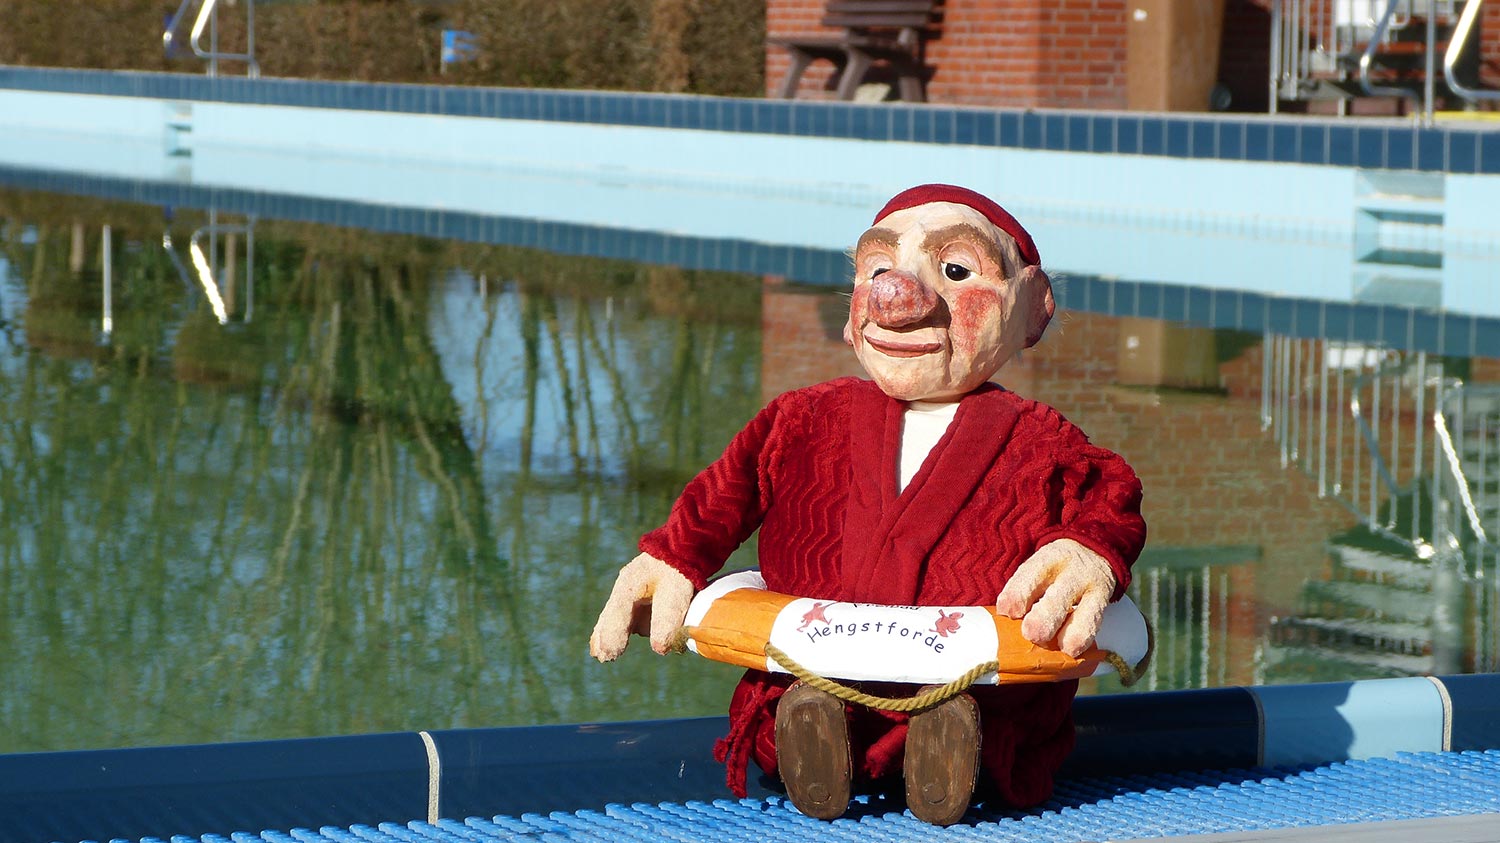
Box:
[682,570,1152,686]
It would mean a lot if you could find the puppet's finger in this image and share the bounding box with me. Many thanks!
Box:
[648,572,694,654]
[995,551,1062,618]
[1055,589,1111,657]
[1019,577,1084,645]
[588,555,657,661]
[589,596,635,661]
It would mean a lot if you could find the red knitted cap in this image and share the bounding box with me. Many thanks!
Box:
[872,184,1040,267]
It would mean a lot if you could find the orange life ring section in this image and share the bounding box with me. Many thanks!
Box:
[682,570,1152,686]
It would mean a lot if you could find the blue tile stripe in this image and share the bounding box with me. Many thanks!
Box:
[5,162,1498,360]
[2,65,1498,174]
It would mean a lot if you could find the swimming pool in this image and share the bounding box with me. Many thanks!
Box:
[2,69,1499,769]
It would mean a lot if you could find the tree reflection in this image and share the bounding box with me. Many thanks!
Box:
[0,192,754,754]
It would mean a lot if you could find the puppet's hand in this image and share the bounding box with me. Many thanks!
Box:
[995,539,1116,657]
[589,552,694,662]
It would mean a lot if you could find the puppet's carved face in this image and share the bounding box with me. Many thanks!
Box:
[845,202,1054,402]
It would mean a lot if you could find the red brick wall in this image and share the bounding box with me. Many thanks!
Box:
[765,0,1500,110]
[1484,2,1500,88]
[766,0,1128,108]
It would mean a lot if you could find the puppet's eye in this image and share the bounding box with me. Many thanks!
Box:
[871,267,890,279]
[943,263,972,281]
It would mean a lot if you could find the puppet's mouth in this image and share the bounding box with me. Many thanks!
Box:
[862,326,943,357]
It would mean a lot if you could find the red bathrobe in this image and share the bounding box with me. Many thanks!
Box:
[640,377,1146,805]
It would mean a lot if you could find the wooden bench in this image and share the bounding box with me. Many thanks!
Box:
[768,0,941,102]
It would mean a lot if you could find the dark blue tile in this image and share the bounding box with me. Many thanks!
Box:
[1416,128,1445,171]
[828,103,853,138]
[1349,304,1384,344]
[1044,114,1066,150]
[1090,115,1117,153]
[1136,282,1163,319]
[1410,309,1440,353]
[556,94,584,123]
[1448,130,1479,174]
[1482,131,1500,174]
[1355,125,1386,169]
[663,96,685,128]
[1217,121,1244,160]
[953,110,982,146]
[1159,286,1187,324]
[597,93,625,124]
[1387,126,1415,170]
[1068,688,1261,776]
[1141,118,1165,155]
[1191,120,1216,158]
[933,109,958,144]
[1323,301,1353,339]
[1271,122,1298,163]
[787,102,808,135]
[912,107,936,143]
[663,95,687,127]
[1166,119,1190,157]
[765,101,791,134]
[1117,116,1141,154]
[1328,125,1355,167]
[1476,317,1500,358]
[890,106,914,141]
[1121,282,1142,318]
[1266,297,1294,335]
[1298,124,1328,165]
[1066,113,1090,152]
[1021,111,1043,148]
[850,104,887,140]
[805,102,833,136]
[1450,315,1476,356]
[999,111,1021,147]
[500,89,527,119]
[1293,299,1322,336]
[1186,287,1213,326]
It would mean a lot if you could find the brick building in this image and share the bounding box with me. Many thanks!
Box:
[765,0,1500,113]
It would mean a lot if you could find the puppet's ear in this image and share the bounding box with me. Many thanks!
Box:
[843,316,855,346]
[1021,266,1055,348]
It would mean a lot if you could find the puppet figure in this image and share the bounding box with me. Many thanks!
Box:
[590,184,1146,825]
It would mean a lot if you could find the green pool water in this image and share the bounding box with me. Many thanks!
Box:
[1,190,1496,755]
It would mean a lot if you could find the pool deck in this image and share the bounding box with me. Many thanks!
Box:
[106,750,1499,843]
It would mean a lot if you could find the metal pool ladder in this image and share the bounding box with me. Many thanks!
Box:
[1270,0,1494,118]
[163,0,259,78]
[1262,336,1500,571]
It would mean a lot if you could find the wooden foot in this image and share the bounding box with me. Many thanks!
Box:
[775,683,852,820]
[904,692,979,826]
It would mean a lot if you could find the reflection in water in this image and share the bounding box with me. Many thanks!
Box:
[0,194,756,753]
[2,189,1499,756]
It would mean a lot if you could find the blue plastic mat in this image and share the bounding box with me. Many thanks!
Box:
[147,750,1500,843]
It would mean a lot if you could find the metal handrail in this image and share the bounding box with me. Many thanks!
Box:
[163,0,259,78]
[162,215,257,324]
[1434,405,1492,544]
[1444,0,1500,102]
[1359,0,1418,97]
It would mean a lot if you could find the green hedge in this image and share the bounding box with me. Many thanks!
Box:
[0,0,765,97]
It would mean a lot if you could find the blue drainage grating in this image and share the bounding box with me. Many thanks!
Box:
[93,750,1500,843]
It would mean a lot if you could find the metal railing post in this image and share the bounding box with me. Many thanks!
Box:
[1446,0,1500,103]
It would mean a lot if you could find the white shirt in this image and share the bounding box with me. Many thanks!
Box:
[898,400,960,491]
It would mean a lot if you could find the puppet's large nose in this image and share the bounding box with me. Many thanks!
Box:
[869,270,939,328]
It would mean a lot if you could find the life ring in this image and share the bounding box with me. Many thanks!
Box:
[681,570,1152,688]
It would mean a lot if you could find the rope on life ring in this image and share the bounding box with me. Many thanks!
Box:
[669,617,1153,713]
